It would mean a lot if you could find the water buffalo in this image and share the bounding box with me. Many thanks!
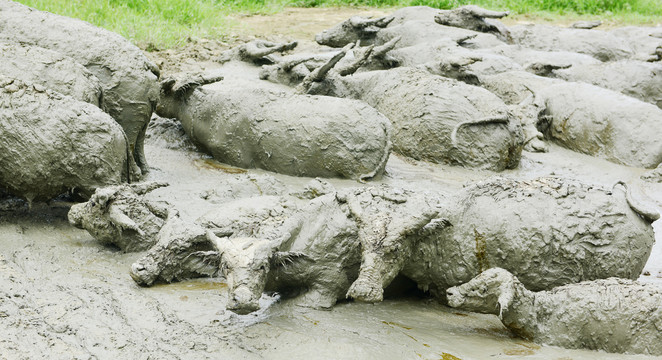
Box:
[68,182,169,252]
[0,77,133,201]
[156,72,392,180]
[0,0,161,175]
[447,268,662,355]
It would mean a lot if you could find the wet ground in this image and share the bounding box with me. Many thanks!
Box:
[2,131,661,359]
[2,7,662,360]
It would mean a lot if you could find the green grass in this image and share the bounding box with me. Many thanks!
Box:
[14,0,662,49]
[15,0,292,49]
[291,0,662,15]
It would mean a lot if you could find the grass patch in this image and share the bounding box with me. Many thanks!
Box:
[15,0,292,49]
[13,0,662,49]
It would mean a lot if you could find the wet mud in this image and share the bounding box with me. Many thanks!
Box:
[2,126,661,359]
[1,6,662,360]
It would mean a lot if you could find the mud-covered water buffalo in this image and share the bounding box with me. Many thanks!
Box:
[129,195,297,288]
[447,268,662,355]
[507,24,656,62]
[156,73,392,180]
[296,62,524,171]
[434,5,510,41]
[315,6,505,50]
[0,0,160,175]
[551,60,662,108]
[508,24,633,61]
[333,177,658,303]
[207,187,444,314]
[0,77,133,201]
[130,211,221,286]
[129,177,656,314]
[484,44,601,73]
[448,69,662,168]
[257,46,524,170]
[205,194,359,314]
[206,193,361,314]
[609,26,662,61]
[68,182,169,252]
[394,177,657,298]
[537,81,662,168]
[0,41,102,106]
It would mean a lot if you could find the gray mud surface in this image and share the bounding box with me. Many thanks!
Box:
[2,7,662,360]
[3,130,661,359]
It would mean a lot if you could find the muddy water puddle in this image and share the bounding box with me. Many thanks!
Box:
[240,296,659,359]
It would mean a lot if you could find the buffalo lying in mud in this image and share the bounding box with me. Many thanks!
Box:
[315,5,505,49]
[447,268,662,356]
[130,211,222,287]
[258,46,523,171]
[439,68,662,168]
[505,24,638,62]
[391,177,658,299]
[216,39,298,64]
[434,5,510,41]
[156,73,392,180]
[0,77,134,202]
[0,0,160,175]
[550,61,662,109]
[130,195,298,289]
[68,182,170,252]
[206,193,366,314]
[126,177,656,314]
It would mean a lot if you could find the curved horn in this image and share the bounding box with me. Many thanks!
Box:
[337,44,375,76]
[129,181,169,195]
[525,62,572,77]
[242,40,298,59]
[350,15,394,28]
[371,36,401,58]
[455,34,478,45]
[160,78,176,93]
[297,42,355,93]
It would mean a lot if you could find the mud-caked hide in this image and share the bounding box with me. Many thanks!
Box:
[157,76,392,180]
[403,177,657,296]
[68,182,169,252]
[0,41,102,106]
[447,268,662,356]
[0,78,131,201]
[0,0,160,175]
[130,212,220,286]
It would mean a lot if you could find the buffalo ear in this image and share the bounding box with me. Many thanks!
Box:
[270,251,312,268]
